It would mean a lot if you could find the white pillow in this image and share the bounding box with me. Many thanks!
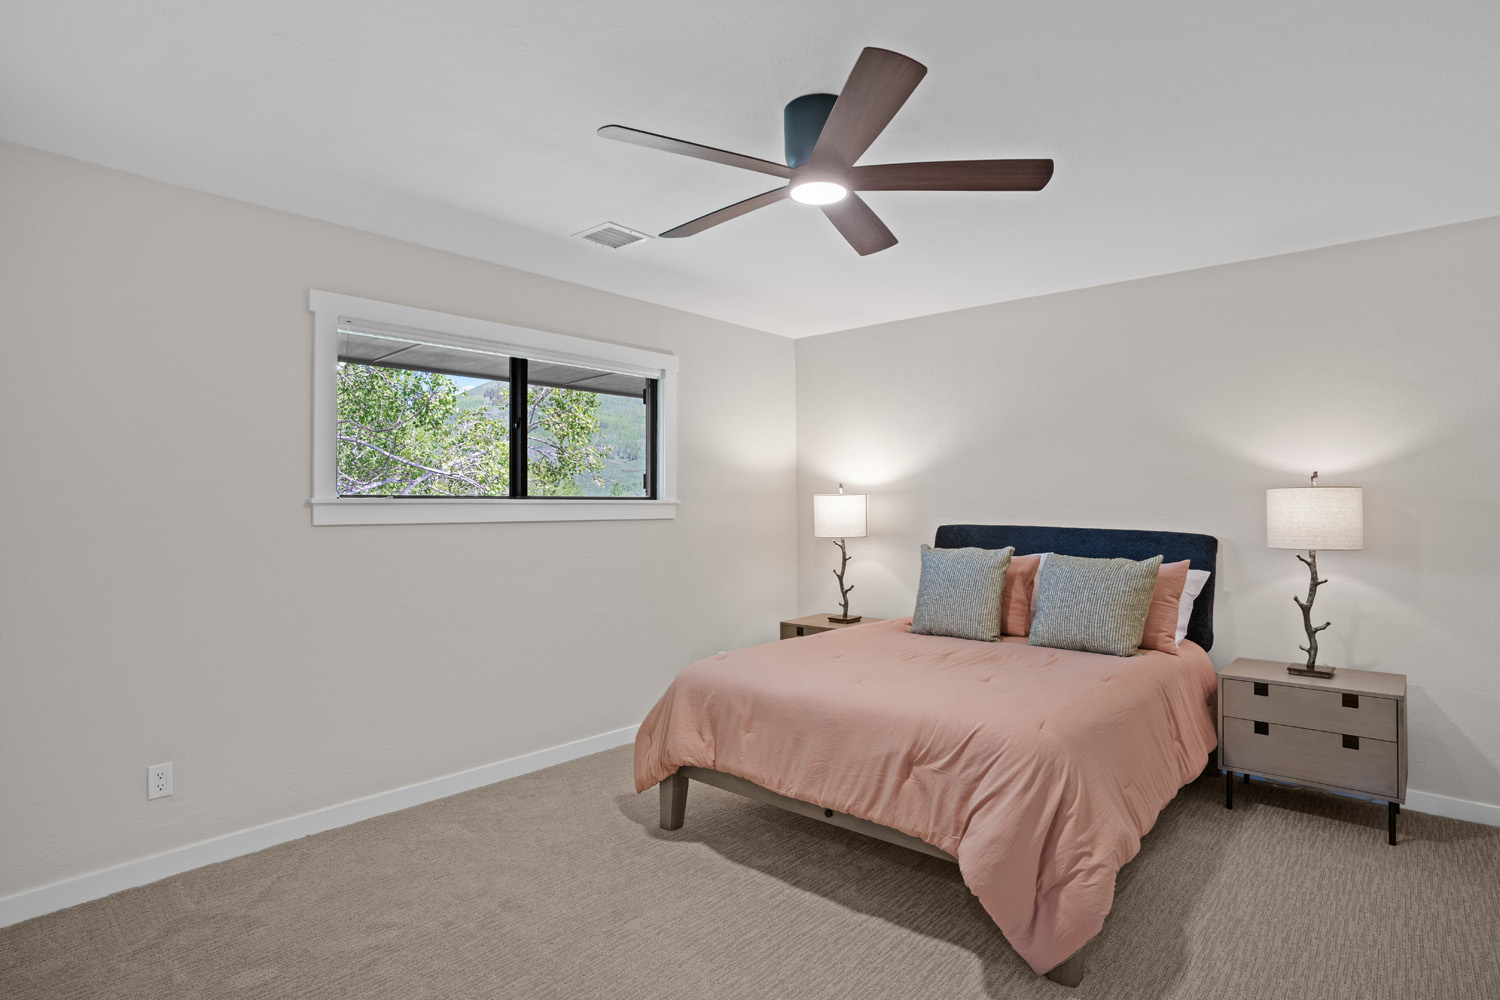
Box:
[1174,569,1212,646]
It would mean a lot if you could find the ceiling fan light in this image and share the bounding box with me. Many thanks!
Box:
[789,181,848,205]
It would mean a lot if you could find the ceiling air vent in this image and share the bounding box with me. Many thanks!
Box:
[575,222,651,249]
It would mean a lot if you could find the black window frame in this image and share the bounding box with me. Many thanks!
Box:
[339,353,658,501]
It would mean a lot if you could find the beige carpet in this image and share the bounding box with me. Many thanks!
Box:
[3,746,1498,999]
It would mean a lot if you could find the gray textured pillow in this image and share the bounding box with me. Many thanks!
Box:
[910,545,1014,642]
[1028,554,1164,656]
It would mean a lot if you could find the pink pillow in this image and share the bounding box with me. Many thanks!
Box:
[1001,554,1044,637]
[1140,560,1190,652]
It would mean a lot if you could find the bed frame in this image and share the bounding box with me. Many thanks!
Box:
[655,524,1219,988]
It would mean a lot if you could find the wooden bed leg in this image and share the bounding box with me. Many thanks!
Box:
[659,773,688,831]
[1044,947,1086,988]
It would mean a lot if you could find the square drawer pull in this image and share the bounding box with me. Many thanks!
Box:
[1253,721,1269,735]
[1253,682,1269,696]
[1343,693,1360,708]
[1343,734,1360,750]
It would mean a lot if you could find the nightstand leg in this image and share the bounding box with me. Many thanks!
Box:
[1388,801,1397,846]
[1243,773,1250,784]
[1225,771,1233,810]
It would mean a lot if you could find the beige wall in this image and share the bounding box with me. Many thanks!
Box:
[796,216,1500,808]
[5,135,1497,904]
[0,141,798,898]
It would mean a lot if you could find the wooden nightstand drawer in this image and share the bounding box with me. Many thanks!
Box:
[1222,678,1397,741]
[1222,718,1398,798]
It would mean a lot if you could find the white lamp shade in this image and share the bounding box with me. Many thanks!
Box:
[1266,487,1363,550]
[813,492,868,538]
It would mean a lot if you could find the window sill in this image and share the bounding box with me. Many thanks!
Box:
[309,497,679,526]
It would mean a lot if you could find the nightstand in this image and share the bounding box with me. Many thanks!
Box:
[779,613,885,640]
[1219,657,1407,844]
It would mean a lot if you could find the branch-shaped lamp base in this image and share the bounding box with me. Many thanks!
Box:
[1287,548,1335,678]
[827,537,861,623]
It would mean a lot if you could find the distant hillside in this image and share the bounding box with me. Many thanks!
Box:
[456,382,647,496]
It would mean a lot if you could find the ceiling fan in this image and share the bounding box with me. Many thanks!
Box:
[598,47,1053,256]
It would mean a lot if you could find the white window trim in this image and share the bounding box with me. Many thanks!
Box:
[309,290,678,526]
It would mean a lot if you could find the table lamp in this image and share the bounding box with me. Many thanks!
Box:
[813,484,868,623]
[1266,472,1364,678]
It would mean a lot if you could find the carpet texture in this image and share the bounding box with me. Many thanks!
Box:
[3,747,1498,999]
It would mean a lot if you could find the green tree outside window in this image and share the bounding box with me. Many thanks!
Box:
[336,363,608,496]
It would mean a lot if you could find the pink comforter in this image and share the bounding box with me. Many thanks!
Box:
[634,617,1218,973]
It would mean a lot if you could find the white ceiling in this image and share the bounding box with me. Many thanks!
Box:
[4,1,1498,338]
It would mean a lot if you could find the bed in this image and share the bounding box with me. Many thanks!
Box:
[634,524,1219,987]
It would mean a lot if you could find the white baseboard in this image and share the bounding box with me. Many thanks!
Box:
[1237,774,1500,828]
[1403,788,1500,827]
[0,724,639,929]
[6,732,1494,930]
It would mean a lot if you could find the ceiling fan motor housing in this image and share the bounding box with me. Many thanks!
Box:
[784,93,839,168]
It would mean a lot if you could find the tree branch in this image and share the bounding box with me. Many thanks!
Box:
[337,435,485,491]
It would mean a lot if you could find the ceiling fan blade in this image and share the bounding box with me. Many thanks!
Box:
[598,125,792,179]
[659,186,790,238]
[820,193,898,256]
[850,159,1054,191]
[806,48,927,169]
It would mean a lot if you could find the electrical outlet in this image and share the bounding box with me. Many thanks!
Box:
[148,763,173,800]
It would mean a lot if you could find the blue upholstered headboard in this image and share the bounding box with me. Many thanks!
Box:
[933,524,1219,652]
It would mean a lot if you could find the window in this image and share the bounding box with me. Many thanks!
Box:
[309,291,677,525]
[335,329,655,498]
